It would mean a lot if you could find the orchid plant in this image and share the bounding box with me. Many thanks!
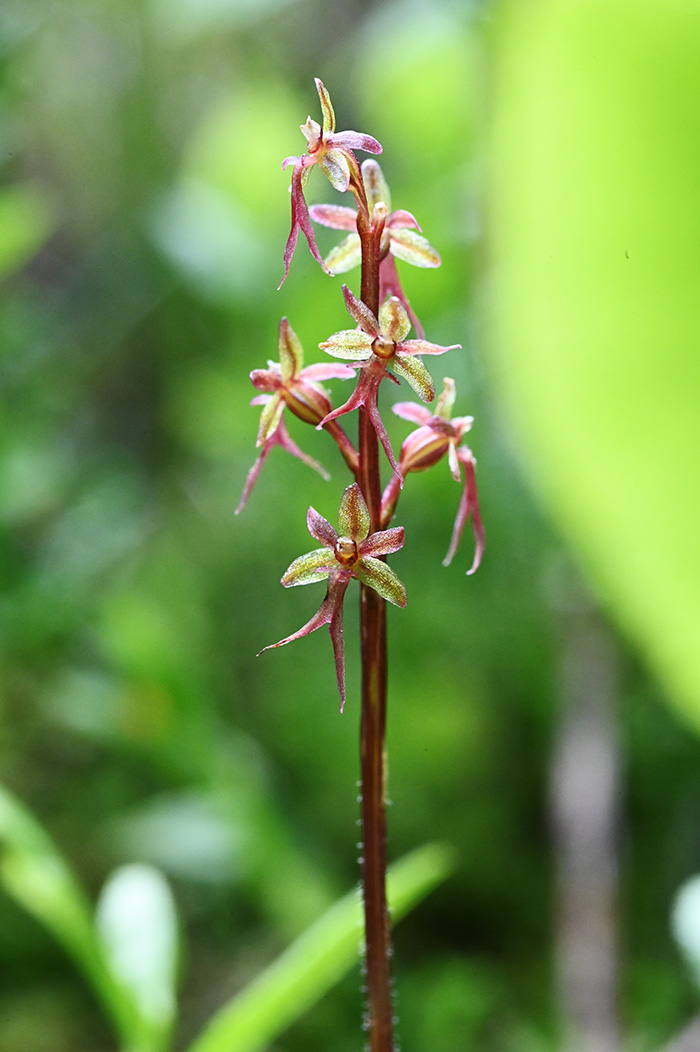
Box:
[239,78,483,1052]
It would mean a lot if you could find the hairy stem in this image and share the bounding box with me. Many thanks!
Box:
[357,202,394,1052]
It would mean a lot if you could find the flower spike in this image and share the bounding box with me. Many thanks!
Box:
[259,484,406,710]
[280,79,382,287]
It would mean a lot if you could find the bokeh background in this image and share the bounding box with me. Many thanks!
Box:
[2,0,700,1049]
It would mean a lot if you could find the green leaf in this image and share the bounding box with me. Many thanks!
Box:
[96,864,180,1052]
[185,842,454,1052]
[0,784,141,1049]
[488,0,700,728]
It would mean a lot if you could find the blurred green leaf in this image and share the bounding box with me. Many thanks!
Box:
[185,842,455,1052]
[488,0,700,725]
[0,784,140,1049]
[96,864,179,1052]
[0,184,55,280]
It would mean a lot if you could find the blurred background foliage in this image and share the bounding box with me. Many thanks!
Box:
[1,0,700,1049]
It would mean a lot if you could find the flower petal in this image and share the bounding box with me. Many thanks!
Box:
[378,297,411,343]
[307,506,338,549]
[250,366,281,393]
[300,362,356,382]
[341,284,380,337]
[300,116,322,147]
[435,377,456,419]
[324,234,362,275]
[448,440,461,483]
[319,329,373,360]
[392,401,433,426]
[320,149,351,193]
[359,526,405,558]
[280,163,330,288]
[363,381,403,480]
[338,483,370,542]
[386,209,422,232]
[236,418,329,515]
[331,130,382,155]
[399,338,460,357]
[278,317,303,382]
[354,557,407,608]
[258,575,350,712]
[257,392,285,446]
[390,228,441,268]
[391,355,436,403]
[361,159,391,212]
[315,78,335,135]
[281,548,334,587]
[235,439,274,516]
[443,450,485,575]
[309,204,358,230]
[327,581,349,712]
[275,418,331,480]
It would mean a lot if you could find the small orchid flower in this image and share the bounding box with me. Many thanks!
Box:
[259,483,406,711]
[280,79,382,287]
[382,378,485,574]
[318,286,460,478]
[236,318,356,514]
[310,160,440,336]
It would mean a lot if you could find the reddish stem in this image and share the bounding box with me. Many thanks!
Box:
[357,201,394,1052]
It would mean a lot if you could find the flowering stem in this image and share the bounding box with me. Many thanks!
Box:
[357,202,394,1052]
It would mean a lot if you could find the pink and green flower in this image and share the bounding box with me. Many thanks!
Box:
[280,79,382,287]
[260,484,406,711]
[318,286,459,478]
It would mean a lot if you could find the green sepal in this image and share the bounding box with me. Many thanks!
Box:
[338,484,370,542]
[320,150,350,193]
[319,330,372,360]
[257,394,285,445]
[390,228,441,268]
[278,319,304,383]
[281,549,333,587]
[391,356,435,403]
[325,234,362,275]
[362,159,392,213]
[379,297,411,343]
[355,557,407,608]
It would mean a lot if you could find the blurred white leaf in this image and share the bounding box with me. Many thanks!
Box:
[672,876,700,987]
[96,864,179,1037]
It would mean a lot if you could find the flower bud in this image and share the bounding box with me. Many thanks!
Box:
[398,421,454,475]
[283,379,332,426]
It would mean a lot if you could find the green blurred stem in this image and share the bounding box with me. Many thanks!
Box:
[357,203,394,1052]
